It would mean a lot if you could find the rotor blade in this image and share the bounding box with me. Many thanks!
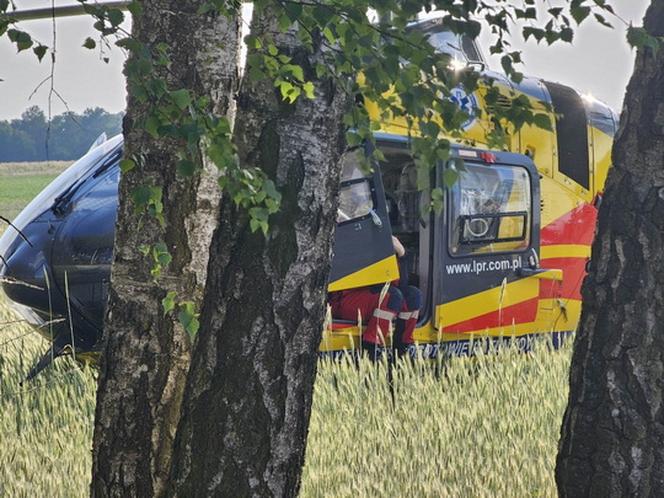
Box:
[4,1,130,22]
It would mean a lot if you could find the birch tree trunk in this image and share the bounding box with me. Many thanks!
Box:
[90,3,239,497]
[556,1,664,495]
[168,10,350,497]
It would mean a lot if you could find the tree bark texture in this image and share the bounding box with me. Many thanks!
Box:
[168,11,350,498]
[556,2,664,496]
[91,3,239,497]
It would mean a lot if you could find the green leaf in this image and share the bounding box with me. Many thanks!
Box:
[283,1,302,21]
[249,206,269,222]
[145,115,161,138]
[442,169,459,187]
[83,37,96,50]
[303,81,315,99]
[560,27,574,43]
[115,37,141,52]
[627,26,662,53]
[119,158,135,172]
[153,242,172,267]
[157,252,171,267]
[107,8,124,27]
[570,5,591,25]
[278,80,299,103]
[277,12,292,32]
[131,185,152,207]
[593,13,612,29]
[126,1,142,17]
[322,26,335,45]
[170,89,191,110]
[197,2,213,14]
[8,29,33,51]
[288,64,304,82]
[245,34,262,49]
[532,113,552,131]
[32,44,47,62]
[263,179,280,200]
[522,26,544,43]
[162,291,177,315]
[178,302,200,340]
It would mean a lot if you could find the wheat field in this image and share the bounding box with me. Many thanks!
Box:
[0,294,571,497]
[0,162,571,497]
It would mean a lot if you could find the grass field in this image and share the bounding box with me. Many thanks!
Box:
[0,161,70,232]
[0,162,571,497]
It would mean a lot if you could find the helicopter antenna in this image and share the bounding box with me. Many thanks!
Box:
[4,1,130,22]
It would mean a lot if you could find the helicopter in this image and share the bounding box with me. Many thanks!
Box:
[0,17,617,375]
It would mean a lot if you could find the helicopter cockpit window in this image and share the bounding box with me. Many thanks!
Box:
[449,163,531,256]
[337,150,374,223]
[425,30,467,62]
[461,35,482,64]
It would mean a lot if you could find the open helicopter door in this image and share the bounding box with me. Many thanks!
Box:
[433,149,561,342]
[328,146,399,292]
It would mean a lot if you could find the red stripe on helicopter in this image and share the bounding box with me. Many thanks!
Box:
[541,203,597,246]
[539,257,588,301]
[444,297,539,334]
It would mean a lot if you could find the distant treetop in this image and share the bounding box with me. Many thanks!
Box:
[0,106,123,162]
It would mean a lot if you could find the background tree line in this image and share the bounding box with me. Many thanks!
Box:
[0,105,122,162]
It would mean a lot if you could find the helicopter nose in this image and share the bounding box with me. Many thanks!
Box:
[0,226,50,312]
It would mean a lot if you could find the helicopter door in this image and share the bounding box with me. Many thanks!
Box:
[328,148,399,292]
[433,155,551,335]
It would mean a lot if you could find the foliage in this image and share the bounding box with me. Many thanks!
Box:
[0,0,622,328]
[0,106,122,162]
[0,0,621,216]
[626,25,664,52]
[0,292,572,497]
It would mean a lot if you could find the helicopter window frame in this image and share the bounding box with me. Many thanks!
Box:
[336,149,377,226]
[410,23,486,66]
[460,35,483,65]
[447,162,533,258]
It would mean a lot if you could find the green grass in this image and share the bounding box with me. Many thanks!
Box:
[0,161,70,231]
[0,163,570,497]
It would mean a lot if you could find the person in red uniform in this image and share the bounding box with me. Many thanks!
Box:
[329,236,421,358]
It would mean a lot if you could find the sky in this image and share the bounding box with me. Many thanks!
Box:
[0,1,651,121]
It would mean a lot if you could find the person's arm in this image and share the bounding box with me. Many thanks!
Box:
[392,235,409,291]
[392,235,405,258]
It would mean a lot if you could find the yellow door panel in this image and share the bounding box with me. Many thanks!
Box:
[327,255,399,292]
